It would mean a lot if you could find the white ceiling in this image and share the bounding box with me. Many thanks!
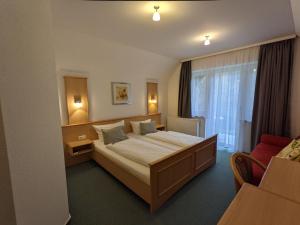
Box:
[51,0,295,59]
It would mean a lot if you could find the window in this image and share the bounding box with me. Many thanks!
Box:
[191,48,258,152]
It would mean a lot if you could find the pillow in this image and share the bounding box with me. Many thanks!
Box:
[276,139,300,162]
[140,121,158,135]
[130,119,151,134]
[102,126,128,145]
[93,120,124,142]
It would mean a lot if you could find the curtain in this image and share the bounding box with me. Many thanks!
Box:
[191,47,259,152]
[251,39,294,148]
[178,61,192,118]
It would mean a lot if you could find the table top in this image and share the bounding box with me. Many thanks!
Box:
[259,157,300,203]
[217,183,300,225]
[67,139,93,148]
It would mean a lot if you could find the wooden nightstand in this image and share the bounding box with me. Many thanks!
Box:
[156,124,165,131]
[66,139,93,156]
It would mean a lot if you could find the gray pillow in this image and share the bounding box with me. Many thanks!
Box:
[140,121,158,135]
[101,126,128,145]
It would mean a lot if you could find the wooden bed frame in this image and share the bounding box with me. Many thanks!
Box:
[62,113,217,212]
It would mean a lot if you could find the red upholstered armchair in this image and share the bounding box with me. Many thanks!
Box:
[250,134,292,185]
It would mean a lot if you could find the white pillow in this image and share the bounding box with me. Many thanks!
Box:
[130,119,151,135]
[93,120,125,142]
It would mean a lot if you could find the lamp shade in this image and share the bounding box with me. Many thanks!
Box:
[74,95,83,108]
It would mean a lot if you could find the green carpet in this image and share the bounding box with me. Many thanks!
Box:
[66,150,235,225]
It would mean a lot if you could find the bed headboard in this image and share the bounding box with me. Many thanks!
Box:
[62,113,161,143]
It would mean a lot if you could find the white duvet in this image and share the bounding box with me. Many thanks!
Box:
[145,131,204,147]
[106,138,178,167]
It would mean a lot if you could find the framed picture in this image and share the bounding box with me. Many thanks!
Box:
[111,82,131,105]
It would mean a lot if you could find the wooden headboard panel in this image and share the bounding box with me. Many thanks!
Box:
[62,113,161,143]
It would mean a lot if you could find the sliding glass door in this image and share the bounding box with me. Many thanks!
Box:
[191,62,257,152]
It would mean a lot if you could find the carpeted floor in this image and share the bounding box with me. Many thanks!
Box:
[66,150,235,225]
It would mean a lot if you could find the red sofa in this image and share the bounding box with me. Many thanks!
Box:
[250,134,292,185]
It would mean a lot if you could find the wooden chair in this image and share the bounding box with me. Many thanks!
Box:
[230,152,267,193]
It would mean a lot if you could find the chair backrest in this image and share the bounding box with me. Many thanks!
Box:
[230,152,267,192]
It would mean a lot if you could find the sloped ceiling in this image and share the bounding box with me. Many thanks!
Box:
[291,0,300,35]
[51,0,295,59]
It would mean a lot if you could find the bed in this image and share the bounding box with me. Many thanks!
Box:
[62,113,217,212]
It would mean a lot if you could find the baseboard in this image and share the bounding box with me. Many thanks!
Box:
[64,213,71,225]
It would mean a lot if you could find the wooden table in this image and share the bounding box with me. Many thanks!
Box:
[217,183,300,225]
[260,157,300,203]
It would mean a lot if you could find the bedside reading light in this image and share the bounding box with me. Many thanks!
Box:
[74,95,83,108]
[149,94,157,104]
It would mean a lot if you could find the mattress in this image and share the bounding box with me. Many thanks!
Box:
[93,140,150,185]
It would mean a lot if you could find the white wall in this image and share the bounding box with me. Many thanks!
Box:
[0,1,69,225]
[167,64,181,117]
[291,38,300,137]
[54,29,177,125]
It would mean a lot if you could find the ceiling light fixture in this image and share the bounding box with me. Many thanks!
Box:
[152,6,160,22]
[204,35,211,46]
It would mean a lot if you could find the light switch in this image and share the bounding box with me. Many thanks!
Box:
[78,134,87,140]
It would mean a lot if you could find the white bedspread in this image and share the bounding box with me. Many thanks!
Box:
[145,131,204,147]
[94,140,150,185]
[106,138,177,167]
[127,133,180,151]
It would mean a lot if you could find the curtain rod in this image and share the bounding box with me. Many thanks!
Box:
[181,34,297,62]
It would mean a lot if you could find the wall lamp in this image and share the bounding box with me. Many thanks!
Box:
[74,95,83,108]
[149,94,157,104]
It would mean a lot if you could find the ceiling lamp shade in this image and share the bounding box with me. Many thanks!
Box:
[152,6,160,22]
[204,36,211,46]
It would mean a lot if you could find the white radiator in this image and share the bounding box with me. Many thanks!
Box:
[166,116,205,137]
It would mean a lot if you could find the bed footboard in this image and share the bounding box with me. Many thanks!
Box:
[149,135,217,212]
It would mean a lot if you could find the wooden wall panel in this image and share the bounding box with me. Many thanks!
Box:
[147,82,158,115]
[64,76,89,125]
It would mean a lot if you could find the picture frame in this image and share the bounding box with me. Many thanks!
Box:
[111,82,131,105]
